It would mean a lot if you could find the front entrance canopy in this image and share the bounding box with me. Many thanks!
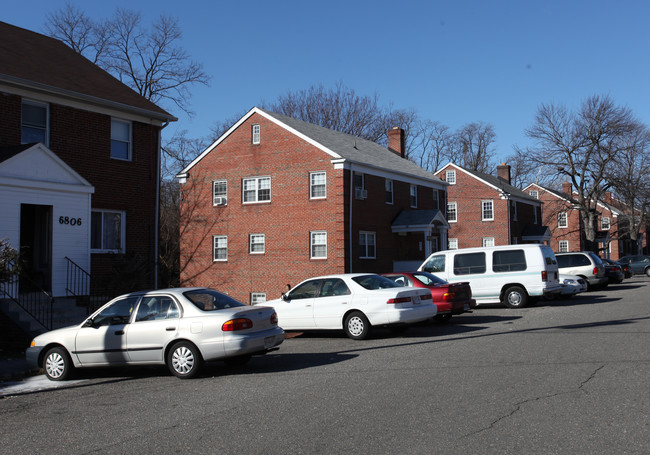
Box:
[391,209,450,233]
[521,225,552,244]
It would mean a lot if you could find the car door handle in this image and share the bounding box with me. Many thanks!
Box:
[114,330,124,335]
[166,327,176,331]
[305,304,312,307]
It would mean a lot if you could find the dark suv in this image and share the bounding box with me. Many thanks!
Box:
[555,252,608,290]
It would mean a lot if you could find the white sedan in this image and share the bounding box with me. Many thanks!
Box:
[26,288,285,380]
[559,274,588,297]
[259,274,437,339]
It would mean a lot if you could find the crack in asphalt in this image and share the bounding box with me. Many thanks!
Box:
[463,364,606,438]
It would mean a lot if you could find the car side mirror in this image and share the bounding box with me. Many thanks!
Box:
[82,318,94,328]
[281,293,289,301]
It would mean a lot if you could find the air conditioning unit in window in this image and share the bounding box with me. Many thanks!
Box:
[214,197,227,206]
[355,188,367,200]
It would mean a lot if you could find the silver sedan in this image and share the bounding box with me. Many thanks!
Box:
[26,288,284,380]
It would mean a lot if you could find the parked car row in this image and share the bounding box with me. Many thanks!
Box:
[27,247,648,382]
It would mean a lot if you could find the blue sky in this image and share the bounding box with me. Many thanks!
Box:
[5,0,650,165]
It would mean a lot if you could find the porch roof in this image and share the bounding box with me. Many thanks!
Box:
[391,209,449,233]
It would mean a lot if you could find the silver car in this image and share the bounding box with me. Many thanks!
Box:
[26,288,284,380]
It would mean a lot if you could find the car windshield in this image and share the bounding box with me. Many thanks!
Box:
[352,275,400,290]
[412,272,447,286]
[183,289,246,311]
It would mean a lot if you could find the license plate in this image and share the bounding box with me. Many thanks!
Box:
[264,336,275,349]
[413,296,421,305]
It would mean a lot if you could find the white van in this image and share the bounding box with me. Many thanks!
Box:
[418,244,561,308]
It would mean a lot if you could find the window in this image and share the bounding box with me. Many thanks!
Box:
[601,216,610,230]
[558,211,568,228]
[310,172,326,199]
[111,118,132,160]
[481,200,494,221]
[447,202,457,222]
[250,293,266,305]
[213,235,228,261]
[446,170,456,184]
[320,278,351,297]
[410,184,418,208]
[91,210,125,252]
[529,190,538,199]
[432,189,439,210]
[512,201,518,221]
[385,179,394,204]
[252,124,260,144]
[21,100,48,146]
[453,252,486,275]
[558,240,569,253]
[243,177,271,203]
[482,237,495,247]
[249,234,265,254]
[288,279,322,300]
[448,238,458,250]
[92,297,139,326]
[493,250,527,272]
[422,255,445,273]
[354,173,366,199]
[310,231,327,259]
[136,296,180,322]
[213,180,228,206]
[360,231,376,259]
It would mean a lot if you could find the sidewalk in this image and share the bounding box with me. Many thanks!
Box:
[0,355,40,382]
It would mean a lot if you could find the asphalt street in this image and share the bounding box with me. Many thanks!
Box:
[1,277,648,454]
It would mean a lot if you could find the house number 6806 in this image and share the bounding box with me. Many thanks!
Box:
[59,216,82,226]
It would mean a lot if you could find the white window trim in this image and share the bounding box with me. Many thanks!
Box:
[385,179,394,205]
[91,210,126,253]
[410,184,418,208]
[250,293,266,305]
[482,237,495,247]
[213,235,228,262]
[529,190,539,199]
[481,200,494,221]
[446,170,456,184]
[447,201,458,223]
[310,231,327,259]
[110,118,132,161]
[558,240,569,253]
[242,176,271,204]
[448,238,458,250]
[359,231,376,259]
[213,179,228,206]
[309,171,327,200]
[21,99,50,147]
[252,124,260,144]
[558,212,568,228]
[249,233,265,254]
[601,216,610,230]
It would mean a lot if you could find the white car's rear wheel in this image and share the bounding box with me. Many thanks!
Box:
[344,311,371,340]
[167,342,202,379]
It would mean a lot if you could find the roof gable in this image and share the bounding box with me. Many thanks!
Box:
[0,143,94,192]
[181,107,444,187]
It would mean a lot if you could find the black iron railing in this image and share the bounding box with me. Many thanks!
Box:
[65,256,90,301]
[0,266,54,330]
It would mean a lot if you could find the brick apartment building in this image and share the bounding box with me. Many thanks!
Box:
[435,163,547,249]
[177,107,449,303]
[524,182,646,258]
[0,22,175,308]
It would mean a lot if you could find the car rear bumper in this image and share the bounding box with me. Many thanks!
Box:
[371,304,437,325]
[221,327,285,359]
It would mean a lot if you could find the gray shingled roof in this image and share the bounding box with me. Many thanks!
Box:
[455,164,539,202]
[0,21,174,121]
[260,109,443,184]
[392,209,443,227]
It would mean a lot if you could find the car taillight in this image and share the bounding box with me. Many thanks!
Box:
[222,318,253,331]
[541,271,548,282]
[387,296,412,304]
[420,293,432,301]
[270,312,278,325]
[442,292,455,301]
[593,267,599,275]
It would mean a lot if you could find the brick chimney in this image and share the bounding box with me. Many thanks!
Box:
[387,127,405,157]
[497,163,511,184]
[604,191,612,203]
[562,182,572,195]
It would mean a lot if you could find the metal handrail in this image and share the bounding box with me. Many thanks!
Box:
[65,256,90,298]
[0,266,53,330]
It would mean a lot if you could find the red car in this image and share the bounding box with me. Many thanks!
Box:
[382,272,475,322]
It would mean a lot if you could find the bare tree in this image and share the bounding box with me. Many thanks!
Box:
[606,124,650,254]
[260,82,417,147]
[448,122,497,173]
[525,95,640,251]
[45,4,210,116]
[408,120,453,172]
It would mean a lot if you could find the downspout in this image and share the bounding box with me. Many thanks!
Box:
[155,120,170,288]
[349,163,354,273]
